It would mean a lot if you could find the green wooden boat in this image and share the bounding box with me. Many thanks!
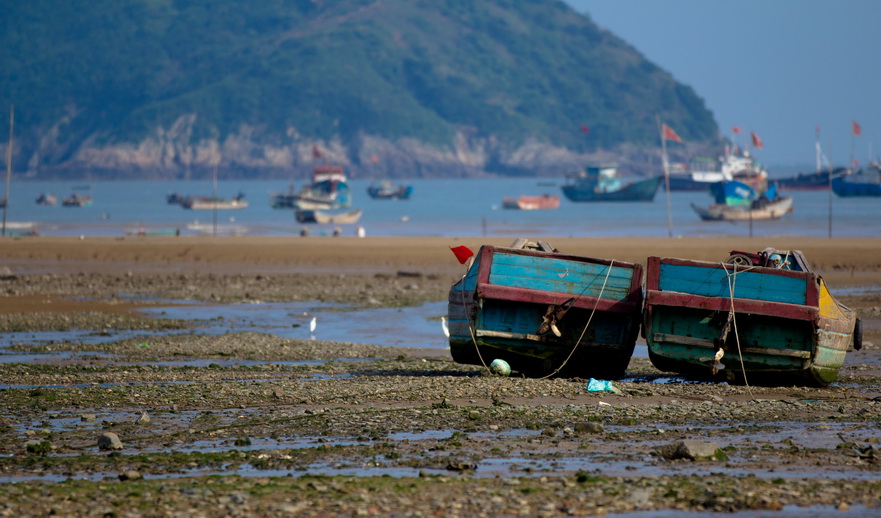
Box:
[447,240,643,379]
[643,250,860,387]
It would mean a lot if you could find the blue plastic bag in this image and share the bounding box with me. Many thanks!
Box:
[586,378,622,394]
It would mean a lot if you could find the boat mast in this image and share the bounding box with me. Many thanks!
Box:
[2,104,13,237]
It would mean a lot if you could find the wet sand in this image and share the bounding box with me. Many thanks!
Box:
[0,235,879,516]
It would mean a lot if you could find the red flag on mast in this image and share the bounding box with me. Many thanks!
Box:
[852,120,862,136]
[579,124,590,134]
[750,131,764,149]
[732,126,741,134]
[312,145,323,159]
[662,124,683,143]
[450,246,474,265]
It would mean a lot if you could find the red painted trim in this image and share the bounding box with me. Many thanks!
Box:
[645,289,818,321]
[645,256,662,291]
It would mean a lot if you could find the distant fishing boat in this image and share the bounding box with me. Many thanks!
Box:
[181,166,248,210]
[831,162,881,197]
[295,208,363,224]
[775,137,847,191]
[271,165,351,209]
[367,181,413,200]
[501,194,560,210]
[562,165,661,202]
[692,181,792,221]
[643,248,860,387]
[447,239,644,379]
[181,193,248,210]
[35,193,57,206]
[666,149,768,193]
[166,193,188,205]
[61,192,93,207]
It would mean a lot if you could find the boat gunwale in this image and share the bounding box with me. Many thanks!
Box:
[478,246,644,307]
[645,256,820,305]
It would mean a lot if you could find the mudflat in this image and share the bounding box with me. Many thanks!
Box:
[0,235,879,516]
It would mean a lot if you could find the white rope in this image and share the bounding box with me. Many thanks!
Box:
[723,262,755,400]
[459,266,491,373]
[538,260,615,380]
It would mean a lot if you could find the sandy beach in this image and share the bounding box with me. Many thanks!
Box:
[0,235,879,516]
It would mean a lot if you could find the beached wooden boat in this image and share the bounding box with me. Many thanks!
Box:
[501,194,560,210]
[447,240,644,379]
[643,250,860,387]
[562,165,661,202]
[295,208,362,224]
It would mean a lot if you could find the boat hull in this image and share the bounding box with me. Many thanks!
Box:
[643,256,857,386]
[448,244,643,379]
[184,200,248,210]
[295,208,363,224]
[562,176,661,202]
[832,176,881,197]
[501,194,560,210]
[691,196,792,221]
[367,185,413,200]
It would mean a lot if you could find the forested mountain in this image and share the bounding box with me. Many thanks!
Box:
[1,0,720,179]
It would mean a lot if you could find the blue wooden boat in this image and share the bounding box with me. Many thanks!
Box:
[562,165,661,202]
[643,249,860,387]
[447,240,644,379]
[831,163,881,197]
[367,181,413,200]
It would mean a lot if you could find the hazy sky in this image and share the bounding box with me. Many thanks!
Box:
[564,0,881,169]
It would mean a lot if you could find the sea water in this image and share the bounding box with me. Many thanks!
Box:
[1,177,878,238]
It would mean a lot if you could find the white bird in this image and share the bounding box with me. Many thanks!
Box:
[309,316,317,334]
[441,316,450,338]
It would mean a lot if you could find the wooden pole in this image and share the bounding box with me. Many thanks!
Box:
[2,104,13,237]
[658,116,673,238]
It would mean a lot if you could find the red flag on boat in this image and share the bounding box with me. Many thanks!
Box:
[312,145,323,158]
[852,158,860,166]
[579,124,590,134]
[852,120,862,136]
[450,246,474,265]
[732,126,741,134]
[662,124,683,143]
[751,131,764,149]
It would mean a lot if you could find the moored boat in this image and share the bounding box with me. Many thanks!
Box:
[295,208,363,224]
[692,182,792,221]
[182,193,248,210]
[272,165,351,209]
[501,194,560,210]
[61,193,93,207]
[447,239,644,379]
[774,168,846,191]
[666,149,768,193]
[562,165,661,202]
[35,193,57,206]
[643,249,860,387]
[831,163,881,197]
[367,182,413,200]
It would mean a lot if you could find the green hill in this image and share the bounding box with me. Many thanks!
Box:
[0,0,719,179]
